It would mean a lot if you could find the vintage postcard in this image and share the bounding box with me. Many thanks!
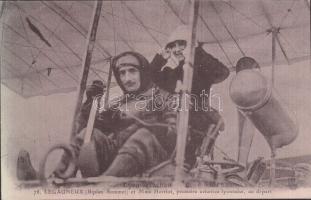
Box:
[1,0,311,199]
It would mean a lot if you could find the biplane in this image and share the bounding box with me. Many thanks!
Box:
[1,0,310,189]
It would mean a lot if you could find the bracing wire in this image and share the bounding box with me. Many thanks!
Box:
[28,1,104,82]
[12,2,79,84]
[41,0,111,60]
[27,2,79,82]
[222,1,266,30]
[199,14,234,67]
[0,2,39,91]
[197,1,234,67]
[211,1,246,57]
[111,1,117,56]
[78,0,169,37]
[2,59,38,90]
[12,3,102,82]
[17,6,44,90]
[27,2,74,61]
[0,1,6,19]
[179,0,187,19]
[121,1,162,48]
[279,32,298,56]
[2,41,74,56]
[121,1,134,50]
[163,0,186,25]
[12,3,82,60]
[40,1,86,40]
[4,45,60,88]
[100,13,134,51]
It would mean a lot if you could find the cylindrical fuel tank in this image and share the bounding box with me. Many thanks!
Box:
[229,70,298,150]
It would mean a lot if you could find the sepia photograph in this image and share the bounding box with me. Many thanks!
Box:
[1,0,310,199]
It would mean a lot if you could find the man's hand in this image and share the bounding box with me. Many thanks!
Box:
[86,80,106,100]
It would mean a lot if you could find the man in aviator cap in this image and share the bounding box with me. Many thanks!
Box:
[18,51,178,179]
[71,52,179,178]
[91,51,179,177]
